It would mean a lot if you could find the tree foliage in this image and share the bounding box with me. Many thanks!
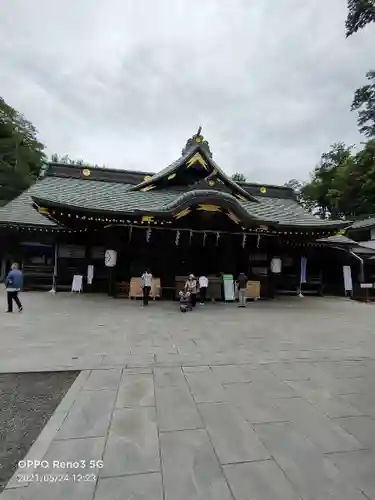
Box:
[232,172,247,182]
[346,0,375,37]
[291,141,375,219]
[50,153,105,168]
[351,70,375,138]
[0,97,46,205]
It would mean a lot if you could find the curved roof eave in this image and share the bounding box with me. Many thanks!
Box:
[31,190,274,227]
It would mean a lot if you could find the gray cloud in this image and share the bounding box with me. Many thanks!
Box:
[1,0,374,184]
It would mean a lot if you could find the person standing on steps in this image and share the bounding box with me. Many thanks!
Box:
[140,268,152,306]
[5,262,23,313]
[237,271,248,308]
[198,274,209,305]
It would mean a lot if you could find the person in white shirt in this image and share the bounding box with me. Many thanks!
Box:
[185,274,198,307]
[140,269,153,306]
[198,275,209,305]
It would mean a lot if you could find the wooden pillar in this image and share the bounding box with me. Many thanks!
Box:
[50,238,59,293]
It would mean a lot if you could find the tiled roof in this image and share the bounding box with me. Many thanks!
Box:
[316,235,355,245]
[0,175,347,229]
[0,188,56,226]
[349,216,375,230]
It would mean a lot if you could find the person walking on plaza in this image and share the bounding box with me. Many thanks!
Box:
[198,274,209,305]
[140,268,152,306]
[185,274,198,307]
[237,271,248,308]
[5,262,23,313]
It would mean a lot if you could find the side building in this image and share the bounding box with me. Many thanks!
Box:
[0,130,352,298]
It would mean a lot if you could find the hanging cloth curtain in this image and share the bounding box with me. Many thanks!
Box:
[242,234,247,248]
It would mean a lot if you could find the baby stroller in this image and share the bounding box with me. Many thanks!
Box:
[179,290,192,312]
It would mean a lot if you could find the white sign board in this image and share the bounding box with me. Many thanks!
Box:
[223,275,235,301]
[71,275,83,292]
[343,265,353,292]
[105,249,117,267]
[360,283,373,289]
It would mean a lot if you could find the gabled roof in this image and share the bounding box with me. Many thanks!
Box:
[130,129,257,203]
[0,129,348,231]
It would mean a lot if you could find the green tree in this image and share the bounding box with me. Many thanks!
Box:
[346,0,375,37]
[232,172,247,182]
[301,141,375,219]
[351,70,375,138]
[284,179,312,210]
[0,97,46,205]
[50,153,105,168]
[300,143,355,219]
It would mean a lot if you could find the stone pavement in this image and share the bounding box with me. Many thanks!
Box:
[1,293,375,499]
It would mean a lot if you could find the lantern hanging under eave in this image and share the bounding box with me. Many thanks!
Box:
[105,249,117,267]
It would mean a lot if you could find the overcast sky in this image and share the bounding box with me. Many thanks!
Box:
[1,0,374,184]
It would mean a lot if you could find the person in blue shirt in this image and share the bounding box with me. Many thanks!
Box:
[5,262,23,313]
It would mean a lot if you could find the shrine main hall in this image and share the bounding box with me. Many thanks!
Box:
[0,130,352,298]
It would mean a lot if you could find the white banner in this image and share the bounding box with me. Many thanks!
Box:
[343,265,353,291]
[87,265,94,284]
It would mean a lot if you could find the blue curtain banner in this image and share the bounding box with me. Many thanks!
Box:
[300,256,307,284]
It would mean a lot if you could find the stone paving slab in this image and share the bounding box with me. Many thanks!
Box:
[223,460,301,500]
[101,407,160,477]
[254,422,368,500]
[222,383,290,424]
[333,416,375,448]
[184,367,227,403]
[20,437,105,500]
[94,473,163,500]
[153,367,186,387]
[2,294,375,500]
[83,369,122,391]
[56,390,116,440]
[198,402,270,464]
[285,379,364,418]
[155,385,203,431]
[328,449,375,500]
[160,429,232,500]
[210,364,277,384]
[275,397,364,453]
[115,373,154,408]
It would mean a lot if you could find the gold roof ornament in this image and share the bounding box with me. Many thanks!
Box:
[174,208,191,219]
[260,187,267,194]
[140,185,156,192]
[235,193,248,202]
[186,152,209,170]
[197,204,221,212]
[143,175,153,181]
[141,215,154,223]
[227,211,240,224]
[167,173,176,180]
[82,168,91,177]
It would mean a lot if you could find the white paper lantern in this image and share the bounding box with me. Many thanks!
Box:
[104,249,117,267]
